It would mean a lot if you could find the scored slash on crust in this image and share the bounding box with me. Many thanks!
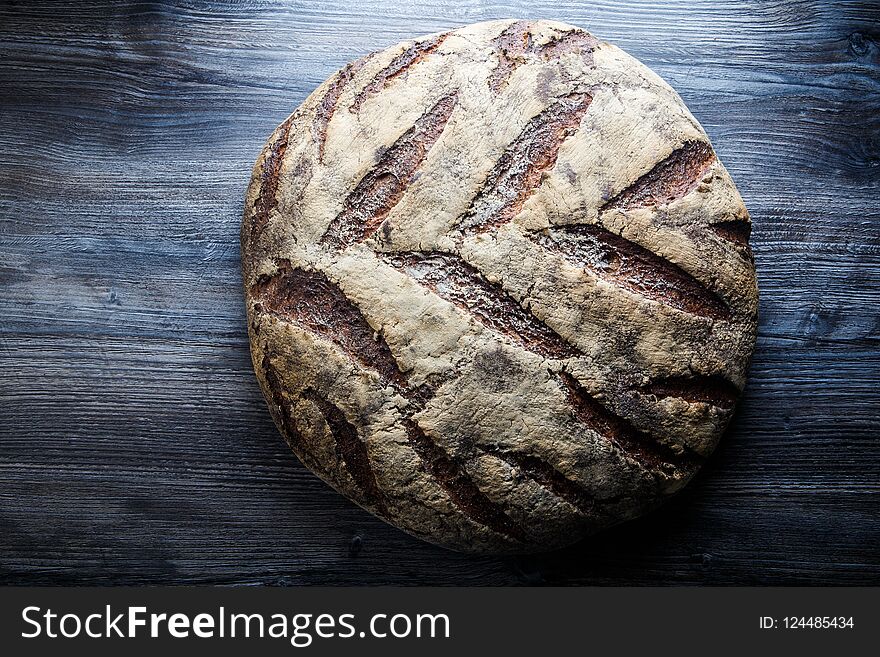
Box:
[262,348,390,516]
[480,445,618,518]
[600,141,717,211]
[638,374,740,410]
[301,388,390,516]
[251,261,407,388]
[709,218,753,251]
[529,223,732,320]
[487,21,598,92]
[404,418,528,542]
[249,116,293,242]
[385,250,579,360]
[320,90,459,250]
[458,90,594,235]
[350,33,450,113]
[556,371,702,489]
[312,56,372,162]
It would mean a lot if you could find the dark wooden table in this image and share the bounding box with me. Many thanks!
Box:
[1,1,878,585]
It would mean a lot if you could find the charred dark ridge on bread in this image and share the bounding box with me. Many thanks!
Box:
[321,91,458,250]
[602,141,716,210]
[459,91,593,234]
[386,251,579,360]
[480,446,611,517]
[251,260,448,410]
[313,58,371,162]
[260,349,335,480]
[250,261,407,387]
[262,349,389,516]
[530,223,732,320]
[260,351,304,447]
[302,388,389,515]
[250,116,293,241]
[639,374,740,410]
[350,33,449,112]
[487,21,535,92]
[488,21,597,92]
[539,28,599,62]
[557,371,701,477]
[710,218,752,247]
[404,418,527,542]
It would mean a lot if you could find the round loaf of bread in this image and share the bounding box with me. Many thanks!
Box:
[241,19,758,553]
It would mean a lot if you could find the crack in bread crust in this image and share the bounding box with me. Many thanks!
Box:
[487,21,598,92]
[385,251,579,359]
[249,116,292,241]
[251,262,407,387]
[530,223,732,320]
[558,371,702,481]
[459,91,593,235]
[602,141,716,211]
[321,91,459,249]
[350,33,449,112]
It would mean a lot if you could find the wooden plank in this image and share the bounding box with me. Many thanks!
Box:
[1,0,878,585]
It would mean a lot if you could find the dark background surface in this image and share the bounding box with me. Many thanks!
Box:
[1,0,878,585]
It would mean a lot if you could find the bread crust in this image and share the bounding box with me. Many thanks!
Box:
[241,19,758,553]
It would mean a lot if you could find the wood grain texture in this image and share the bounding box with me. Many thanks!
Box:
[1,0,878,585]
